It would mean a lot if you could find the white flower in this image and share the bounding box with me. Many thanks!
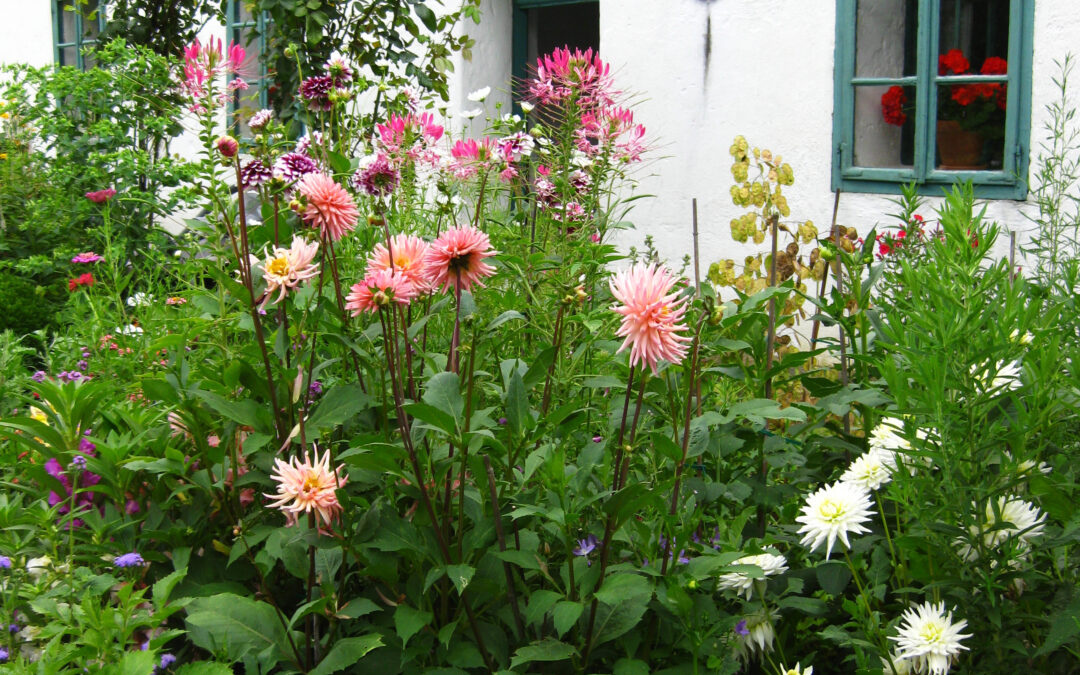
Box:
[716,553,788,599]
[889,601,971,675]
[126,292,153,307]
[736,608,776,660]
[870,418,910,453]
[795,481,874,558]
[460,108,483,120]
[956,495,1046,561]
[1003,450,1051,478]
[780,663,813,675]
[466,86,490,102]
[882,652,914,674]
[26,556,51,580]
[971,359,1022,392]
[116,324,143,336]
[841,452,893,491]
[519,100,535,113]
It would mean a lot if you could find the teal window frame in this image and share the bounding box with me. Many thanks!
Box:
[831,0,1034,200]
[512,0,599,91]
[52,0,107,70]
[226,0,272,126]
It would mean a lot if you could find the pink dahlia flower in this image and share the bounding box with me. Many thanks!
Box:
[425,225,498,293]
[297,173,358,242]
[265,445,347,527]
[258,236,320,308]
[367,234,432,294]
[609,263,692,374]
[345,268,418,315]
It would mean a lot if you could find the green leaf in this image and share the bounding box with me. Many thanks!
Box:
[405,402,458,436]
[108,650,157,675]
[509,639,577,670]
[729,398,807,425]
[552,601,583,637]
[650,432,683,464]
[414,4,438,31]
[185,593,287,666]
[1035,596,1080,656]
[152,569,187,607]
[594,574,653,606]
[192,390,266,430]
[175,664,235,675]
[141,378,179,404]
[816,561,852,596]
[422,372,464,430]
[307,384,370,434]
[394,605,433,648]
[337,597,381,619]
[326,150,352,175]
[310,635,384,675]
[613,659,651,675]
[591,594,650,646]
[445,564,475,595]
[524,590,561,627]
[486,310,526,331]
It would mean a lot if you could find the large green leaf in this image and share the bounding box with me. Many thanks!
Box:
[306,384,370,434]
[394,605,433,648]
[310,635,384,675]
[185,593,288,667]
[509,638,578,670]
[422,372,464,431]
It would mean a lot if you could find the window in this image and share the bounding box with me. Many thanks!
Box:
[226,0,272,133]
[512,0,600,94]
[52,0,107,69]
[832,0,1033,199]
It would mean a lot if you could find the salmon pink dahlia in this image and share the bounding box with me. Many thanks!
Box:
[609,263,691,373]
[345,268,418,315]
[297,173,358,242]
[265,445,347,527]
[425,225,498,292]
[368,234,432,293]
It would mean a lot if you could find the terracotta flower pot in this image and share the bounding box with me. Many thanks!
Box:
[936,120,986,170]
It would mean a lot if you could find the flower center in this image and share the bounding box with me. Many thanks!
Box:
[267,256,290,277]
[302,474,321,494]
[919,621,944,645]
[819,499,846,522]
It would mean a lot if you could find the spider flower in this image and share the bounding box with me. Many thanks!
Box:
[259,236,320,308]
[609,263,691,374]
[424,224,497,293]
[889,601,971,675]
[345,268,418,315]
[795,481,873,559]
[265,446,347,527]
[297,173,358,242]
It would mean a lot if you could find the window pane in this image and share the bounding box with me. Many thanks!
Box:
[935,84,1005,170]
[83,0,101,40]
[938,0,1010,74]
[853,84,914,168]
[57,5,77,44]
[855,0,917,78]
[59,46,78,67]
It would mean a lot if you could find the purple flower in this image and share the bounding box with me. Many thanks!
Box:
[71,252,103,264]
[0,555,11,569]
[240,159,273,190]
[7,623,17,633]
[573,534,599,566]
[498,417,508,425]
[79,437,96,454]
[70,455,87,471]
[114,552,144,568]
[592,435,603,443]
[0,647,8,663]
[308,380,323,397]
[32,370,47,382]
[300,75,334,111]
[76,360,88,372]
[125,499,140,514]
[735,619,749,636]
[273,152,319,184]
[677,550,691,565]
[159,653,177,670]
[352,154,400,197]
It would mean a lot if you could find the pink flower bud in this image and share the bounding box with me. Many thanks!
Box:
[217,135,239,158]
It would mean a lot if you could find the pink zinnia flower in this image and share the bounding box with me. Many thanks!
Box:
[345,268,418,315]
[71,252,102,264]
[425,225,498,293]
[85,188,116,203]
[367,234,432,294]
[265,445,347,527]
[609,263,692,374]
[259,236,320,308]
[297,174,358,242]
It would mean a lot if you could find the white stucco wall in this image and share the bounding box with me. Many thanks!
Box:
[0,2,54,68]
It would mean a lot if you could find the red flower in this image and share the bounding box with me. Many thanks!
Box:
[938,49,969,75]
[68,273,95,292]
[951,85,979,106]
[881,86,908,127]
[980,57,1008,110]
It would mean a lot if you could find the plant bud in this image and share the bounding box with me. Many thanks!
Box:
[216,135,239,158]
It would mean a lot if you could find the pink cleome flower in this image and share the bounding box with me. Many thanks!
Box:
[265,445,348,527]
[345,268,418,315]
[609,263,692,374]
[85,188,116,203]
[297,173,359,242]
[181,37,247,108]
[367,233,432,294]
[528,46,616,109]
[424,224,498,293]
[259,236,320,308]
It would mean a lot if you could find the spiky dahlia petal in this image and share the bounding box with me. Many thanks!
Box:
[609,263,691,374]
[265,446,347,527]
[424,224,497,293]
[297,173,358,242]
[795,481,873,558]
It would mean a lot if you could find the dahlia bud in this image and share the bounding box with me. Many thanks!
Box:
[216,135,239,158]
[284,43,298,59]
[372,290,390,306]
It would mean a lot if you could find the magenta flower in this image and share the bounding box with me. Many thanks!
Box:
[71,252,103,264]
[85,188,116,203]
[573,534,599,565]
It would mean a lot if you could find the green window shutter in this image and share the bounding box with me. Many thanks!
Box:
[831,0,1032,200]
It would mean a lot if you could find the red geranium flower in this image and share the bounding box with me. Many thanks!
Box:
[938,49,969,75]
[881,86,908,127]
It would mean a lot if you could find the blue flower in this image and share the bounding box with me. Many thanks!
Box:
[0,647,8,662]
[113,552,144,568]
[159,653,177,670]
[735,619,750,636]
[0,555,11,569]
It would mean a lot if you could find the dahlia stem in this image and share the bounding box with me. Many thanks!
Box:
[456,321,480,560]
[484,454,527,642]
[448,280,463,374]
[306,511,318,668]
[540,303,566,416]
